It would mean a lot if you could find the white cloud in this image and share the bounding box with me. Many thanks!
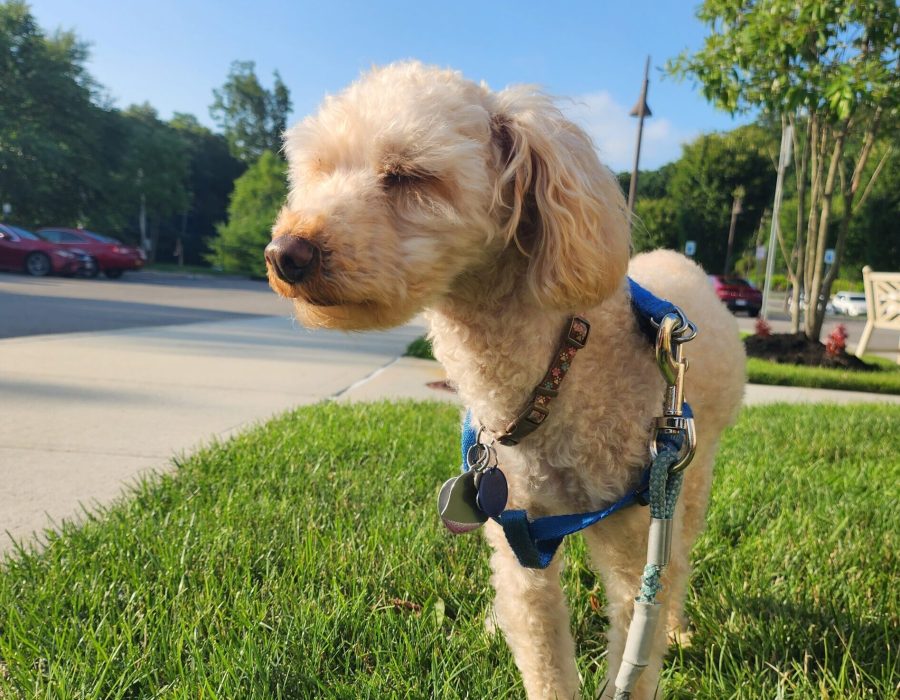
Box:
[560,91,697,173]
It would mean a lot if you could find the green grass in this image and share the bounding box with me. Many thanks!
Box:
[409,334,900,394]
[404,336,435,360]
[746,356,900,395]
[1,402,898,698]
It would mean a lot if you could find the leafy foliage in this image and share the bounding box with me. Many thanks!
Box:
[668,0,900,339]
[0,1,101,225]
[210,61,292,165]
[0,2,251,266]
[207,150,287,276]
[626,125,776,270]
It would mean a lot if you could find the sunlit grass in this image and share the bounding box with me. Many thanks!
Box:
[1,402,897,698]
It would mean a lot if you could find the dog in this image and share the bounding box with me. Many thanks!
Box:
[265,62,745,699]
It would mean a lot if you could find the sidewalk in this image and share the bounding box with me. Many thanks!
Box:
[0,316,425,553]
[3,322,897,554]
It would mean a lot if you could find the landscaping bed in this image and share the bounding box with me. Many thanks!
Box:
[1,402,897,698]
[743,332,874,371]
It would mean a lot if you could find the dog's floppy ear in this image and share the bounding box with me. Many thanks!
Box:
[491,88,631,310]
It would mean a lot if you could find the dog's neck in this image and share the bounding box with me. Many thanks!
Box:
[426,250,608,436]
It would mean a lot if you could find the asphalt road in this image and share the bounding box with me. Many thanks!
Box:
[1,270,896,357]
[0,270,293,338]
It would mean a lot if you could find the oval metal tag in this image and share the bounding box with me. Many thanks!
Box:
[438,471,487,534]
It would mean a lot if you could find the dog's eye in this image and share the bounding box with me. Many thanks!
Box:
[382,170,415,188]
[382,167,434,190]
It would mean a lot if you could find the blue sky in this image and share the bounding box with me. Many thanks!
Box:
[27,0,751,171]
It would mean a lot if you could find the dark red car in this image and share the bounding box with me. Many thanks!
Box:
[709,275,763,316]
[0,223,94,277]
[37,227,146,278]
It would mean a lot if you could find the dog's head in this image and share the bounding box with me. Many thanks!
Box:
[267,61,630,329]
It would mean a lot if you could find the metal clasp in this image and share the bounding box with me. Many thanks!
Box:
[649,312,697,473]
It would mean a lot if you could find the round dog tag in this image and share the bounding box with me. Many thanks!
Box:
[438,471,487,534]
[475,466,508,517]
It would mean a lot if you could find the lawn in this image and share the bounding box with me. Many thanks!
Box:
[745,356,900,395]
[409,337,900,395]
[1,402,898,698]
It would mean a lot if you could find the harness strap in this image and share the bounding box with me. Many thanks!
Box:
[460,277,694,569]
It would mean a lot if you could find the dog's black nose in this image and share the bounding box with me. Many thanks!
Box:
[265,235,318,283]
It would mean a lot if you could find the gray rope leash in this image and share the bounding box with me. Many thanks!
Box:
[612,447,682,700]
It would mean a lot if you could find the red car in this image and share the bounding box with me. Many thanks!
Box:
[0,223,94,277]
[37,227,146,279]
[709,275,763,316]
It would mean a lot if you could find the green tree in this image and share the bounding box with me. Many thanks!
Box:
[208,150,286,275]
[105,105,190,260]
[165,113,245,265]
[844,141,900,272]
[0,0,103,226]
[210,61,292,164]
[665,125,776,272]
[670,0,900,339]
[632,196,678,253]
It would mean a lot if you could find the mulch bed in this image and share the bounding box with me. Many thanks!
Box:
[743,332,876,371]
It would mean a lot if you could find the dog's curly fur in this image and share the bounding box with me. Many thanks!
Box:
[268,62,745,699]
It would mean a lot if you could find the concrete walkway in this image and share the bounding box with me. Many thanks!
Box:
[0,316,424,552]
[2,319,898,554]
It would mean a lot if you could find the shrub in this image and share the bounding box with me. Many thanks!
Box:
[206,150,287,276]
[825,324,848,357]
[754,317,772,337]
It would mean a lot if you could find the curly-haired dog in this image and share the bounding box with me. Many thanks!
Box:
[266,62,745,699]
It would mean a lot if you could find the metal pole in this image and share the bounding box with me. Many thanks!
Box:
[723,190,743,274]
[761,124,793,321]
[627,56,651,219]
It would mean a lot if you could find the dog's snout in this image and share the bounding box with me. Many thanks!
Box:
[265,235,319,284]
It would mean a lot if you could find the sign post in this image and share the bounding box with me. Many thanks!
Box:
[761,123,793,320]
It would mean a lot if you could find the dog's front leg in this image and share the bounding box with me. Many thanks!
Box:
[484,521,580,700]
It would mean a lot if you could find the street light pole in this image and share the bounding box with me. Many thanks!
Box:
[627,56,652,222]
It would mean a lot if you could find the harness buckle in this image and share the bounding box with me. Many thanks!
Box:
[651,312,697,473]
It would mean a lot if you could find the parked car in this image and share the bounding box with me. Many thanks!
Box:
[831,290,868,316]
[788,291,834,314]
[708,275,763,317]
[0,223,95,277]
[36,228,145,278]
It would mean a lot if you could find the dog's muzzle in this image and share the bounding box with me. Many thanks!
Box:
[265,235,319,284]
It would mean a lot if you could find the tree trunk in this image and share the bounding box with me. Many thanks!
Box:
[805,123,847,340]
[820,110,884,314]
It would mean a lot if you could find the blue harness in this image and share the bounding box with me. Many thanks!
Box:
[459,277,693,569]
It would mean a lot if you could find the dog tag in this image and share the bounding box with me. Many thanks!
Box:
[475,466,508,517]
[438,471,487,534]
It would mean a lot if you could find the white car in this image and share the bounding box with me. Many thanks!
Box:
[831,291,868,316]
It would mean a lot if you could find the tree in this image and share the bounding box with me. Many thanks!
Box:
[670,0,900,339]
[106,105,190,260]
[210,61,292,164]
[0,0,103,226]
[618,130,774,265]
[208,150,286,275]
[166,114,245,265]
[844,142,900,271]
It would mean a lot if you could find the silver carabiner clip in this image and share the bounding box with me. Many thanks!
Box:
[650,311,697,473]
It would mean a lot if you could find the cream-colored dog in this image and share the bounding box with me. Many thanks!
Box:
[266,62,744,699]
